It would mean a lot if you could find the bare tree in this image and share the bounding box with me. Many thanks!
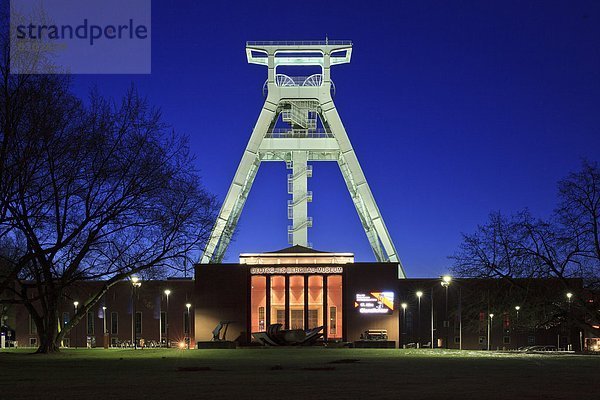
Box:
[556,160,600,287]
[451,161,600,336]
[0,42,218,352]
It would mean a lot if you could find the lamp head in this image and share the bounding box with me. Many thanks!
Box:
[102,306,107,310]
[186,303,192,309]
[515,306,520,311]
[416,291,423,298]
[442,275,452,283]
[164,289,171,296]
[73,301,79,307]
[489,313,494,319]
[401,303,407,310]
[566,292,573,299]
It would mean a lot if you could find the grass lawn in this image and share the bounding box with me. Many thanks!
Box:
[0,348,597,400]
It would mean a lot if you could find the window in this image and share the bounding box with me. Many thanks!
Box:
[276,309,285,325]
[29,337,38,347]
[87,311,94,335]
[258,307,265,331]
[454,336,461,344]
[251,276,266,332]
[329,307,337,336]
[271,276,285,326]
[478,312,486,334]
[503,336,511,344]
[478,336,486,344]
[503,313,510,330]
[327,275,342,338]
[290,309,303,330]
[160,311,167,335]
[111,312,118,335]
[289,276,304,330]
[62,312,70,328]
[29,314,37,335]
[528,336,535,345]
[308,309,318,329]
[307,276,323,329]
[135,312,142,335]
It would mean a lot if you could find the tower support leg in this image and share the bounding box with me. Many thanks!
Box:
[200,102,276,263]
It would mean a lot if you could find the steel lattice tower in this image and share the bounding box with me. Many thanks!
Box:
[200,40,405,278]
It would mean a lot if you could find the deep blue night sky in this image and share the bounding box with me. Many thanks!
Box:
[71,1,600,277]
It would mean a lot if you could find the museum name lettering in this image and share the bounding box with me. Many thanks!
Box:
[249,266,344,275]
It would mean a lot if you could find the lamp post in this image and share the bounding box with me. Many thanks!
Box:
[400,303,407,348]
[488,313,494,351]
[430,287,434,348]
[102,306,107,334]
[458,287,462,350]
[416,291,423,348]
[566,293,573,351]
[73,301,79,349]
[514,305,520,347]
[131,277,141,349]
[102,306,108,349]
[186,303,192,350]
[164,289,171,348]
[441,275,452,348]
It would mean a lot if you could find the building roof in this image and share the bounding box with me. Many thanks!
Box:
[239,245,354,264]
[265,245,331,254]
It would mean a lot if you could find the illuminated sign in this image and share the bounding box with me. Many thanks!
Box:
[250,266,344,275]
[355,292,394,314]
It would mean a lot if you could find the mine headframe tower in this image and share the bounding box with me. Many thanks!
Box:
[200,40,405,278]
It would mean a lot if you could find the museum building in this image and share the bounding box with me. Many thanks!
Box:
[194,245,400,345]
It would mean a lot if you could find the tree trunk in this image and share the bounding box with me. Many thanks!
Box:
[35,302,61,354]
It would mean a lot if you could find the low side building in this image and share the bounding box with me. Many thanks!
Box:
[6,249,596,351]
[11,278,195,349]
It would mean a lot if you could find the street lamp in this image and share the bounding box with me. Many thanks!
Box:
[515,305,520,323]
[102,306,108,349]
[164,289,171,348]
[102,306,107,333]
[440,275,451,348]
[488,313,494,351]
[566,293,573,351]
[73,301,79,349]
[131,277,142,349]
[185,303,192,350]
[400,303,408,348]
[416,291,423,348]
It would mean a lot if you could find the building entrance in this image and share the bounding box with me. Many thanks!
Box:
[250,273,342,340]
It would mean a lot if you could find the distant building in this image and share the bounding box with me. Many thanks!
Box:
[6,258,597,351]
[10,279,194,349]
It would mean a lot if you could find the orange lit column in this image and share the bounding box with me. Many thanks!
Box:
[323,275,328,341]
[304,275,309,330]
[284,275,290,330]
